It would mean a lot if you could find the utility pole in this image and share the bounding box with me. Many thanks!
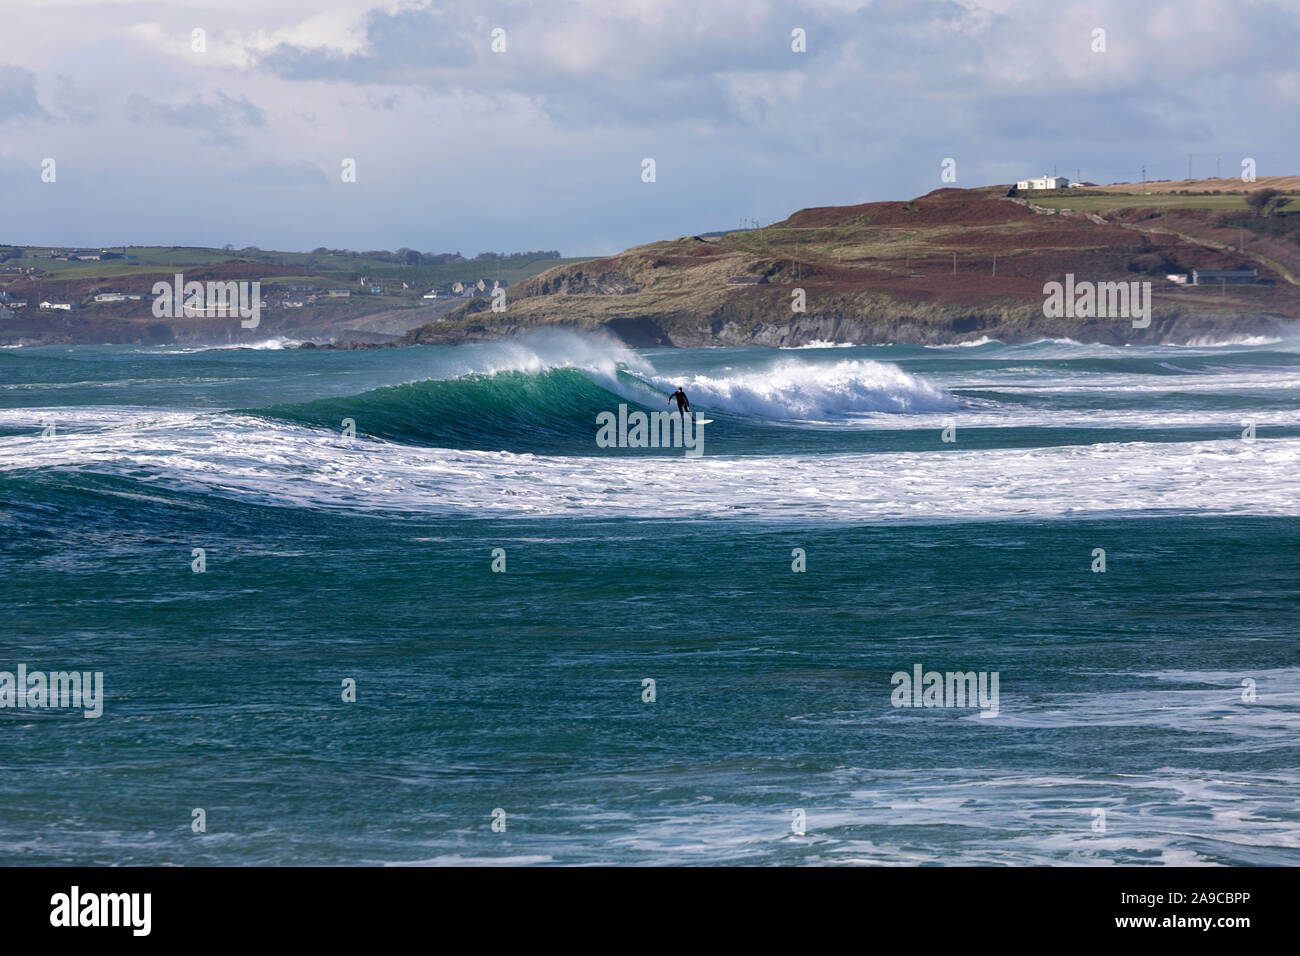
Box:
[1217,154,1221,179]
[992,255,997,277]
[1142,165,1146,183]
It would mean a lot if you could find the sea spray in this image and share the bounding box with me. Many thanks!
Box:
[647,358,953,419]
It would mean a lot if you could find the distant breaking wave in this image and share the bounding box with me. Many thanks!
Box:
[2,328,1297,523]
[246,331,956,450]
[1180,335,1283,348]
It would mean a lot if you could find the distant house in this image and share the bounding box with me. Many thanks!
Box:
[327,289,351,297]
[1192,269,1257,285]
[283,300,305,308]
[1016,175,1070,190]
[1166,274,1189,284]
[369,286,383,294]
[39,301,73,311]
[93,292,127,302]
[726,275,768,285]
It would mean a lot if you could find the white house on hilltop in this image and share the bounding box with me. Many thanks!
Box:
[1016,175,1070,190]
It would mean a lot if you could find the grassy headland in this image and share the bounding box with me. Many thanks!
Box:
[401,178,1300,348]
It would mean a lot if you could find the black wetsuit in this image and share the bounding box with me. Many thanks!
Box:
[669,389,693,421]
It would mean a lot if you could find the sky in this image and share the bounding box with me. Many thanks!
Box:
[1,0,1297,257]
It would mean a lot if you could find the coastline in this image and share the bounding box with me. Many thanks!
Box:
[392,309,1296,350]
[4,308,1291,351]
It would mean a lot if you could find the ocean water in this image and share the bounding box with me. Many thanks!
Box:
[1,330,1298,865]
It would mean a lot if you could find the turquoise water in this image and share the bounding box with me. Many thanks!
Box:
[2,332,1298,865]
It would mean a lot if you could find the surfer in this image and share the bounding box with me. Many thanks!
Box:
[668,386,695,423]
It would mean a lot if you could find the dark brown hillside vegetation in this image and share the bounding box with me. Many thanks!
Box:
[783,189,1027,228]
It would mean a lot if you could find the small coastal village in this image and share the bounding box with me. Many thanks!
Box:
[0,252,509,316]
[0,241,544,342]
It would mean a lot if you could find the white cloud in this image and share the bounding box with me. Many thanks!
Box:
[0,0,1296,255]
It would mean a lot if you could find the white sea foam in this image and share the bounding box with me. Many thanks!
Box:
[930,336,1000,348]
[1179,335,1283,348]
[808,406,1300,431]
[149,338,305,353]
[779,340,857,349]
[3,409,1297,522]
[955,370,1300,392]
[214,337,302,350]
[642,358,955,418]
[448,765,1300,865]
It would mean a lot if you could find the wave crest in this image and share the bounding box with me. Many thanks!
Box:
[646,358,953,419]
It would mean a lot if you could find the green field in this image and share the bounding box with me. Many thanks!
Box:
[1024,192,1296,213]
